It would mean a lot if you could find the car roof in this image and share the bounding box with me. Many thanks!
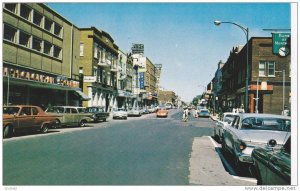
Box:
[237,113,291,120]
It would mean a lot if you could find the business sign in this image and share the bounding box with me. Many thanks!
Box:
[139,72,145,89]
[83,76,97,82]
[131,44,144,54]
[272,33,290,56]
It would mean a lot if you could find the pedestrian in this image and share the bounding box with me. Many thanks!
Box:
[182,108,189,122]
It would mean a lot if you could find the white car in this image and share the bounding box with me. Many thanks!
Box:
[112,108,128,120]
[213,112,238,142]
[222,113,291,168]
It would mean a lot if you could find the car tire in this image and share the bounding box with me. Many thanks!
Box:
[79,120,87,127]
[41,123,49,134]
[3,125,13,138]
[53,119,61,129]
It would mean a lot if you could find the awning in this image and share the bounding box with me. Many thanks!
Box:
[74,90,91,101]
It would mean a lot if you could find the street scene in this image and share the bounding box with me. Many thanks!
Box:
[2,2,297,190]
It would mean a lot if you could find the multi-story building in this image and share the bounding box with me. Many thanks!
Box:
[218,37,291,114]
[143,57,157,106]
[158,89,176,105]
[3,3,88,107]
[79,27,119,112]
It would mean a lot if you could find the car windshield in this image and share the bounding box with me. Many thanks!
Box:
[87,107,104,112]
[224,115,235,122]
[47,106,64,113]
[200,110,209,114]
[3,107,20,115]
[241,117,291,132]
[114,108,125,112]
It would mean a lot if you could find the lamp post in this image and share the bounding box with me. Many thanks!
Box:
[214,20,249,112]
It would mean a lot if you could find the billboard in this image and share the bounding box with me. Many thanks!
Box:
[139,72,145,89]
[131,44,144,54]
[272,33,290,56]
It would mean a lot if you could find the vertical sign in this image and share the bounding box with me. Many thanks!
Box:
[272,33,291,56]
[139,72,145,89]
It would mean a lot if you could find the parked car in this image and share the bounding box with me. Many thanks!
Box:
[127,108,142,117]
[156,107,168,118]
[251,136,291,185]
[198,109,210,118]
[112,108,128,119]
[85,106,109,122]
[213,112,238,142]
[222,113,291,168]
[45,106,93,127]
[3,105,61,138]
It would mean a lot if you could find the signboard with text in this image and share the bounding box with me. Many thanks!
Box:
[139,72,145,89]
[272,33,290,55]
[131,44,144,54]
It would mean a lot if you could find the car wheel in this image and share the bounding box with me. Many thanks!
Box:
[79,120,87,127]
[3,125,13,138]
[53,119,61,129]
[41,123,49,134]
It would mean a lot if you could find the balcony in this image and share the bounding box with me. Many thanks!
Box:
[98,59,111,68]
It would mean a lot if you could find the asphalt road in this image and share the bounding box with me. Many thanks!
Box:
[3,109,256,186]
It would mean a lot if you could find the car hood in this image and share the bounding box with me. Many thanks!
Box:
[240,130,290,145]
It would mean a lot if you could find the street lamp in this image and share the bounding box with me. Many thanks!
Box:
[214,20,249,112]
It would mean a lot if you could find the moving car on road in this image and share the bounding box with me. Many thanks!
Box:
[251,136,291,185]
[85,106,109,122]
[45,106,93,127]
[156,107,168,118]
[127,108,142,117]
[112,108,128,119]
[3,105,61,138]
[222,113,291,168]
[198,109,210,118]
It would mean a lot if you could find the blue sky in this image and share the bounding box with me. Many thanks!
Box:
[48,2,291,102]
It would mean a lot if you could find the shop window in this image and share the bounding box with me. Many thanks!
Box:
[32,36,42,52]
[19,31,31,48]
[53,45,62,59]
[5,3,17,13]
[20,4,32,21]
[259,61,266,77]
[54,23,62,37]
[33,10,43,27]
[268,61,275,76]
[44,17,53,32]
[3,24,17,43]
[43,41,52,55]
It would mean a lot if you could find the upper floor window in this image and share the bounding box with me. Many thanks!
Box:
[268,61,275,76]
[80,42,84,57]
[3,24,17,43]
[20,4,32,21]
[32,36,42,52]
[5,3,17,14]
[19,31,31,48]
[94,43,98,58]
[54,23,62,37]
[33,10,43,27]
[259,61,266,77]
[53,45,62,59]
[44,41,52,55]
[44,17,53,32]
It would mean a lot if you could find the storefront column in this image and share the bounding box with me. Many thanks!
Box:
[98,93,103,107]
[88,87,93,107]
[250,93,255,113]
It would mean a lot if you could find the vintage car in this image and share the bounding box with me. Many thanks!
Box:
[112,108,128,119]
[156,107,168,118]
[198,109,210,118]
[3,105,61,138]
[213,112,238,142]
[251,136,291,185]
[222,113,291,168]
[85,106,109,122]
[45,106,93,127]
[127,108,142,117]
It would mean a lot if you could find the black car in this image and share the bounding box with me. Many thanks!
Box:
[251,136,291,185]
[85,107,109,122]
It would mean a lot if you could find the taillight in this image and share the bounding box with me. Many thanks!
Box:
[239,142,247,150]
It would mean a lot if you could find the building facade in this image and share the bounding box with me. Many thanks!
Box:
[217,37,291,114]
[3,3,87,108]
[79,27,119,112]
[143,57,158,106]
[158,90,176,105]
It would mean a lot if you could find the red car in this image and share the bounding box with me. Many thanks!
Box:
[156,107,168,118]
[3,105,61,138]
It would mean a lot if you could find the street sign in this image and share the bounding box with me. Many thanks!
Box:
[131,44,144,54]
[272,33,290,55]
[139,72,145,89]
[83,76,96,82]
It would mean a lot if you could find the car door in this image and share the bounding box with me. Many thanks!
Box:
[17,106,34,131]
[71,108,79,125]
[32,106,43,129]
[225,116,240,153]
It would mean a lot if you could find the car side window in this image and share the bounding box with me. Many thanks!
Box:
[20,107,31,116]
[232,116,240,129]
[32,107,39,115]
[65,108,71,113]
[71,108,78,113]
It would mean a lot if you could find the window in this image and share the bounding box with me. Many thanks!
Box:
[43,41,52,55]
[5,3,17,13]
[32,36,42,52]
[53,46,62,59]
[94,43,98,58]
[268,61,275,76]
[44,17,53,32]
[19,31,31,48]
[33,10,43,27]
[259,61,266,76]
[4,24,17,43]
[80,42,84,56]
[32,107,39,115]
[54,23,62,37]
[20,4,32,21]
